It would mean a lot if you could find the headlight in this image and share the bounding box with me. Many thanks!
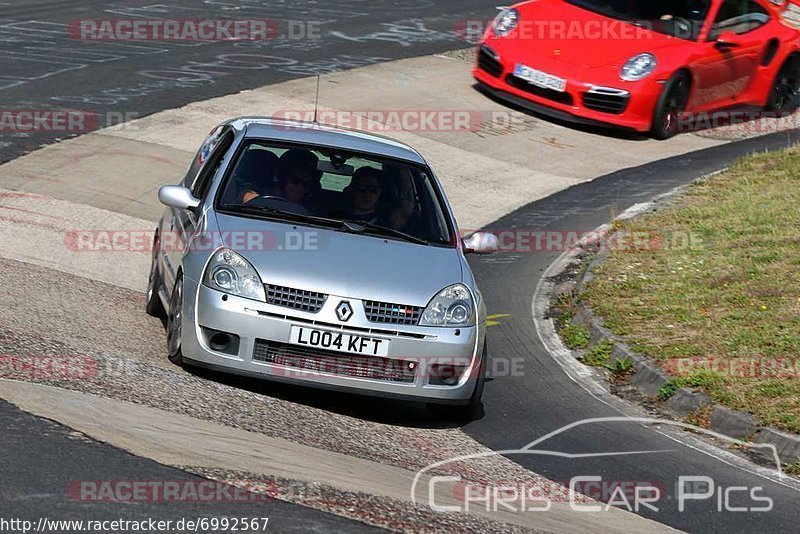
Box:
[493,8,519,37]
[419,284,475,327]
[203,248,266,301]
[620,53,657,81]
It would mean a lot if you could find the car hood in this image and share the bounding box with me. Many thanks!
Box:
[511,0,683,68]
[213,212,463,306]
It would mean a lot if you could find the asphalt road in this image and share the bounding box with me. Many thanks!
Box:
[464,131,800,532]
[0,0,493,162]
[0,399,376,532]
[0,1,498,530]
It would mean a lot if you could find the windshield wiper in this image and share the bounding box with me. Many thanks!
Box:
[341,220,428,245]
[224,204,342,228]
[221,205,430,244]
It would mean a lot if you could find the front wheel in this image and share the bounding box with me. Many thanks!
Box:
[651,72,691,140]
[766,55,800,115]
[166,275,184,366]
[427,343,487,422]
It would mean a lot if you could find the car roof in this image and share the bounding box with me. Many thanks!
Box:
[230,117,427,165]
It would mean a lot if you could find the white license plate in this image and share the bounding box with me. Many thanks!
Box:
[514,64,567,92]
[289,326,390,357]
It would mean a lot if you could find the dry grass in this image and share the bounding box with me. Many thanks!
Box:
[584,146,800,433]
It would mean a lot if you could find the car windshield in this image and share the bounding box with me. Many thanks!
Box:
[217,140,454,246]
[566,0,712,40]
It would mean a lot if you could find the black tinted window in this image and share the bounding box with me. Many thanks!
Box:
[567,0,712,40]
[218,141,453,246]
[708,0,769,39]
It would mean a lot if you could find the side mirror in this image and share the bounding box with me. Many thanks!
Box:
[714,31,741,50]
[463,231,499,255]
[158,185,201,210]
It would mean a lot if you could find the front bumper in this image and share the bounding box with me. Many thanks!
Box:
[180,278,484,404]
[473,44,661,133]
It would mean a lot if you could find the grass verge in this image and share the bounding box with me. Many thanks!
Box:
[584,146,800,433]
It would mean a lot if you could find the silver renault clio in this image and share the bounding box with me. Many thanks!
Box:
[146,117,498,418]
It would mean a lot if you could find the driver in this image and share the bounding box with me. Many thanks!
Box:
[244,149,321,207]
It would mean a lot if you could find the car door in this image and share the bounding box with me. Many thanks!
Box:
[692,0,771,107]
[162,126,235,293]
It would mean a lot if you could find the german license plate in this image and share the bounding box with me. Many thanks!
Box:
[513,63,567,92]
[289,326,390,357]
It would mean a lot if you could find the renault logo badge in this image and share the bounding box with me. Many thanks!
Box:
[336,301,353,322]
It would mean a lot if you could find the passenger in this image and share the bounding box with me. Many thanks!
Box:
[383,175,419,233]
[345,167,384,223]
[386,205,416,232]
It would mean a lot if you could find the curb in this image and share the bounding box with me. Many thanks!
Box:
[550,179,800,469]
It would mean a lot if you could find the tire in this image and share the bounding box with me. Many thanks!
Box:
[166,275,184,366]
[145,231,166,318]
[427,343,487,422]
[766,55,800,115]
[651,71,691,140]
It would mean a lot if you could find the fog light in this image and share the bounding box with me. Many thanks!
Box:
[201,327,240,356]
[209,332,231,351]
[430,364,467,386]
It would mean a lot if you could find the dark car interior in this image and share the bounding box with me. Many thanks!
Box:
[218,142,453,245]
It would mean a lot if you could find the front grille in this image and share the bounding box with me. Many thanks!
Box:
[582,88,630,115]
[266,284,327,313]
[252,339,417,383]
[477,46,503,78]
[505,75,574,106]
[363,300,423,325]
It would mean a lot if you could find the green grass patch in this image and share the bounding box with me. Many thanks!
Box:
[659,377,686,400]
[584,339,614,367]
[584,146,800,433]
[786,459,800,476]
[561,324,590,349]
[606,357,634,375]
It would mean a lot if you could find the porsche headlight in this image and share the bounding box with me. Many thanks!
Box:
[419,284,475,327]
[493,8,520,37]
[203,248,266,301]
[620,53,657,81]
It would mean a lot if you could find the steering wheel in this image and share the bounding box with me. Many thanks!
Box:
[245,195,286,205]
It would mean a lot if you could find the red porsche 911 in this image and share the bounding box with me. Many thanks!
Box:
[473,0,800,138]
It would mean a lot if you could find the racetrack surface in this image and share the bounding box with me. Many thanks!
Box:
[0,0,494,162]
[465,131,800,532]
[0,399,376,532]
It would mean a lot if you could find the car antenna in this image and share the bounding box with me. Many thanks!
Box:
[313,74,321,124]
